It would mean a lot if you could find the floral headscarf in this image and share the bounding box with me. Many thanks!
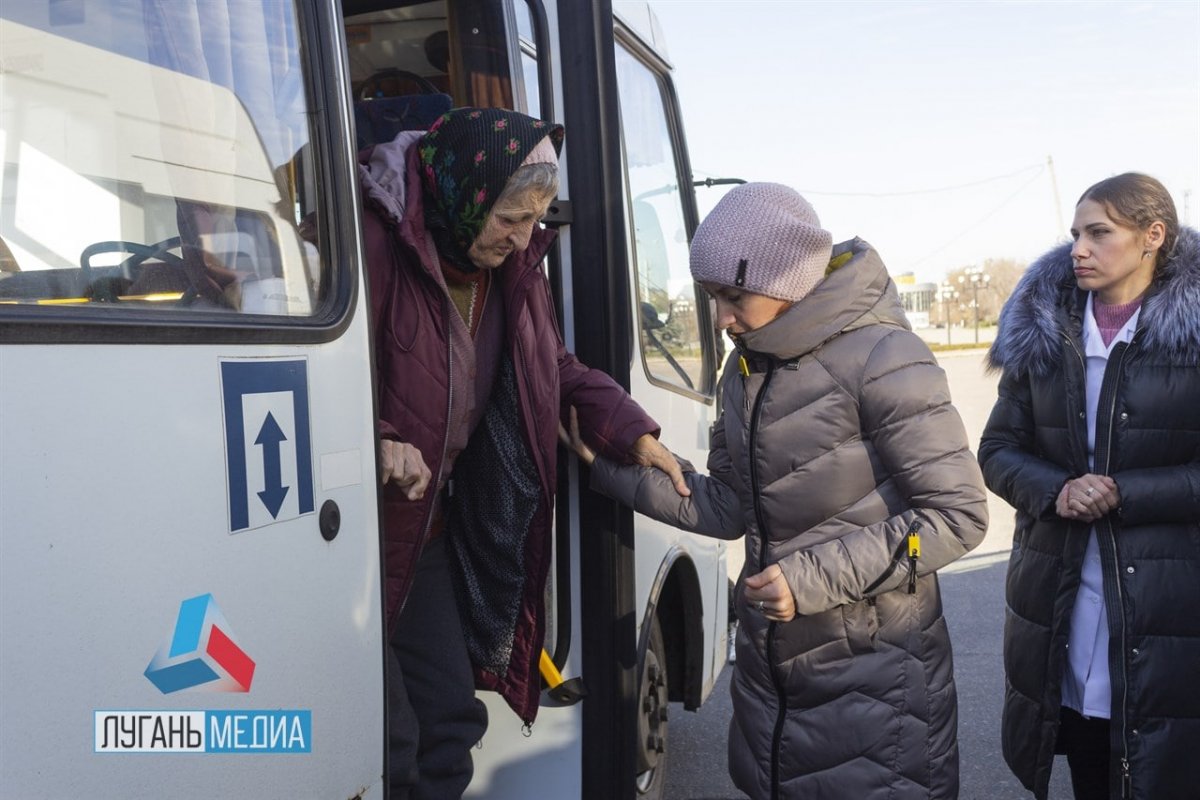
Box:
[418,107,565,271]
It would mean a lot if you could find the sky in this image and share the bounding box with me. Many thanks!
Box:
[643,0,1200,285]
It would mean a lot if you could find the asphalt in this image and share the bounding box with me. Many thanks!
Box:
[663,349,1076,800]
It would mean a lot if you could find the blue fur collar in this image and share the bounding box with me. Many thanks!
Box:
[987,227,1200,375]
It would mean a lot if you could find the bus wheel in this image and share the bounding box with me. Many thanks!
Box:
[636,613,668,798]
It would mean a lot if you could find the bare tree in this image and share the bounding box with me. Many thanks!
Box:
[941,258,1026,326]
[980,258,1026,322]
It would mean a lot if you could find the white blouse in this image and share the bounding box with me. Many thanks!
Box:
[1060,292,1140,719]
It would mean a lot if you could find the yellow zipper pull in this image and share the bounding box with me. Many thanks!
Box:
[907,521,921,594]
[738,355,750,376]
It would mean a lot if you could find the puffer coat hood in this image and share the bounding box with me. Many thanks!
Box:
[594,239,989,799]
[979,226,1200,799]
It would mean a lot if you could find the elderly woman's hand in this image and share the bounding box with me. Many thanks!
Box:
[558,406,596,465]
[743,564,796,622]
[629,433,691,497]
[560,407,691,497]
[380,440,432,500]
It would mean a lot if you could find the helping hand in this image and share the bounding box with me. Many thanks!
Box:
[559,407,690,497]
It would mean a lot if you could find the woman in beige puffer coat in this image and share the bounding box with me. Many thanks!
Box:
[565,183,989,799]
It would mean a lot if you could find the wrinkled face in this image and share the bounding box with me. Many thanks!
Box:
[1069,199,1162,303]
[467,189,553,269]
[701,282,793,336]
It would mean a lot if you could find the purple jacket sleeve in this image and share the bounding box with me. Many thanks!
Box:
[544,278,659,462]
[361,202,402,443]
[558,346,660,462]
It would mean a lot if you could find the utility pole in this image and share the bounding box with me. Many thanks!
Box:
[1047,155,1065,239]
[958,266,991,345]
[939,282,958,345]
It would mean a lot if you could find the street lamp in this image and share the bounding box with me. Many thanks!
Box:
[938,282,958,345]
[957,267,992,345]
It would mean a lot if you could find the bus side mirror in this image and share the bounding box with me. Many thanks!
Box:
[640,300,665,331]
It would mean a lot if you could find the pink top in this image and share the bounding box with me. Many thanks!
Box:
[1093,296,1142,347]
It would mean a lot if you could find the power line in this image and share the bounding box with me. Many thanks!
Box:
[793,163,1045,198]
[907,166,1047,270]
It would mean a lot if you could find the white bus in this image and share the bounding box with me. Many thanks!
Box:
[0,2,728,798]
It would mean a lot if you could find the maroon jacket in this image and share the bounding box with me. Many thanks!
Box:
[360,132,659,721]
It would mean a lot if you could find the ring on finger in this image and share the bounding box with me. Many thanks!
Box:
[756,600,765,612]
[1085,486,1096,496]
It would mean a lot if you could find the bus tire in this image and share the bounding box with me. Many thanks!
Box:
[636,612,668,799]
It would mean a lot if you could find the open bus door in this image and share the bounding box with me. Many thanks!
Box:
[0,2,386,797]
[340,3,726,798]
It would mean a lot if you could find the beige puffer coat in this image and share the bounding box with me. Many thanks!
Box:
[591,239,988,799]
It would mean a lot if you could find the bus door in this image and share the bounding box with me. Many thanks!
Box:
[337,3,726,799]
[0,2,385,797]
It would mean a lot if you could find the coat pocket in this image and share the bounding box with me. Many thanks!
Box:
[842,599,879,655]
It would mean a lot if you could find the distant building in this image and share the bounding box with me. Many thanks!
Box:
[893,272,937,329]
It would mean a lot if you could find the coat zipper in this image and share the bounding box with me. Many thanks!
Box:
[906,524,921,594]
[1097,341,1133,798]
[1068,326,1134,796]
[747,361,788,800]
[862,520,923,599]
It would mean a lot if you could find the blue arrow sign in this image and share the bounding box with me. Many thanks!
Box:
[255,412,290,518]
[221,359,313,532]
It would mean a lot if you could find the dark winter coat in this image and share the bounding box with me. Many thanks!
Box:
[359,131,658,722]
[592,240,989,799]
[979,227,1200,800]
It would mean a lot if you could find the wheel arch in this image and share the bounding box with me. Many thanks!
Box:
[637,545,705,711]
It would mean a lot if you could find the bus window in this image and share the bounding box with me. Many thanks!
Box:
[616,45,713,397]
[0,3,326,318]
[345,1,452,153]
[513,3,541,119]
[344,1,515,114]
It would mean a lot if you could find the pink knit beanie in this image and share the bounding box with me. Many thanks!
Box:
[690,182,833,302]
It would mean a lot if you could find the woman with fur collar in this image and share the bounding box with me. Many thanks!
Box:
[979,173,1200,800]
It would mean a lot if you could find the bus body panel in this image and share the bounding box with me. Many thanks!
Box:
[0,3,385,797]
[0,334,385,798]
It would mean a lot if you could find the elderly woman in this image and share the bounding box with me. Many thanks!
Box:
[980,173,1200,800]
[358,108,685,799]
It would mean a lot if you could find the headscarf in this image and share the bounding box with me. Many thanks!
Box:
[418,107,565,271]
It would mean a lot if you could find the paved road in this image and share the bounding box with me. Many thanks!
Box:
[664,349,1074,800]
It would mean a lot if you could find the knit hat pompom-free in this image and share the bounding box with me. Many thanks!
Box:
[690,182,833,302]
